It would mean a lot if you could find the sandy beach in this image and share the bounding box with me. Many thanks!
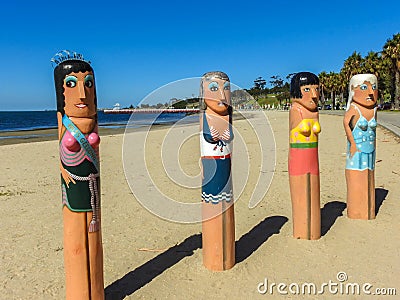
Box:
[0,111,399,299]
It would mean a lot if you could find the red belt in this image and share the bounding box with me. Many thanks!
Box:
[202,154,231,159]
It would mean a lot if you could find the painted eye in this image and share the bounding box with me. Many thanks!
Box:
[360,84,368,90]
[85,75,94,88]
[303,87,310,92]
[208,82,219,92]
[65,76,77,88]
[372,84,377,90]
[223,82,230,91]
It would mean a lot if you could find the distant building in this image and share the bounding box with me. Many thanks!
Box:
[113,103,121,110]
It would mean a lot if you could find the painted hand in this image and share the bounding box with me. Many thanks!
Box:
[349,142,359,157]
[60,165,76,188]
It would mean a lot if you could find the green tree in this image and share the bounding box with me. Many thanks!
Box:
[276,91,290,108]
[172,100,187,109]
[382,33,400,109]
[248,77,268,100]
[323,72,343,109]
[339,51,365,108]
[341,51,363,83]
[360,51,381,76]
[360,51,387,104]
[269,75,284,93]
[254,77,267,89]
[323,72,334,109]
[334,72,346,108]
[318,71,329,105]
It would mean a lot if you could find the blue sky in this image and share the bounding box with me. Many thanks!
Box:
[0,0,399,110]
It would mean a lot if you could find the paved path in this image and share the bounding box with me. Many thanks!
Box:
[378,111,400,137]
[320,110,400,137]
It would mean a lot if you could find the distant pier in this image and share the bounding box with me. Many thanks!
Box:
[103,108,200,114]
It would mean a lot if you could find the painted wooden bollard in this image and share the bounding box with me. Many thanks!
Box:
[288,72,321,240]
[51,50,104,299]
[343,74,378,220]
[200,71,235,270]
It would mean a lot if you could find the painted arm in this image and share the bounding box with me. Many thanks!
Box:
[343,109,358,157]
[289,106,302,133]
[57,112,76,187]
[57,112,63,141]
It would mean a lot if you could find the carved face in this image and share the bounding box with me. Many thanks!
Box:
[293,84,319,111]
[63,71,96,118]
[203,78,231,115]
[352,80,377,108]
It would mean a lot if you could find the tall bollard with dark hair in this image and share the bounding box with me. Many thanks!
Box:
[200,71,235,270]
[288,72,321,240]
[51,50,104,299]
[343,74,378,220]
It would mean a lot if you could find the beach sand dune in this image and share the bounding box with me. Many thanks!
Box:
[0,111,398,299]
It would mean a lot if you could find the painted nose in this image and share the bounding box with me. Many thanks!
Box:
[367,85,374,96]
[78,81,86,99]
[219,86,226,101]
[311,88,317,99]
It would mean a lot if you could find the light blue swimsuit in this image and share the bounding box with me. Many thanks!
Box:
[346,104,377,171]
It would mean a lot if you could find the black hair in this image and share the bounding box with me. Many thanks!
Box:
[199,71,231,114]
[54,60,96,115]
[290,72,319,99]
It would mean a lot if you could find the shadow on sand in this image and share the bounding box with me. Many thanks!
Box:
[235,215,288,264]
[320,201,346,236]
[375,188,389,216]
[105,234,201,300]
[105,215,288,299]
[104,190,390,299]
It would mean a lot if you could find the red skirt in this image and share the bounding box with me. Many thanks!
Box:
[288,146,319,176]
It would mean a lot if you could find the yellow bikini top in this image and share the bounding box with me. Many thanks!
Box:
[290,118,321,143]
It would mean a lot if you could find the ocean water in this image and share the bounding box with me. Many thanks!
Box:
[0,111,198,139]
[0,111,199,141]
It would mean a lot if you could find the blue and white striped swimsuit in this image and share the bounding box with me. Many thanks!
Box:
[201,113,234,204]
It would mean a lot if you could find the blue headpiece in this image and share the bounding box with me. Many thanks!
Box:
[50,50,91,68]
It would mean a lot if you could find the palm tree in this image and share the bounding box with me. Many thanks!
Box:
[341,51,363,84]
[323,72,333,108]
[318,71,328,106]
[360,51,387,104]
[361,51,381,76]
[335,72,347,108]
[382,33,400,109]
[340,51,365,108]
[331,72,344,109]
[322,72,336,109]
